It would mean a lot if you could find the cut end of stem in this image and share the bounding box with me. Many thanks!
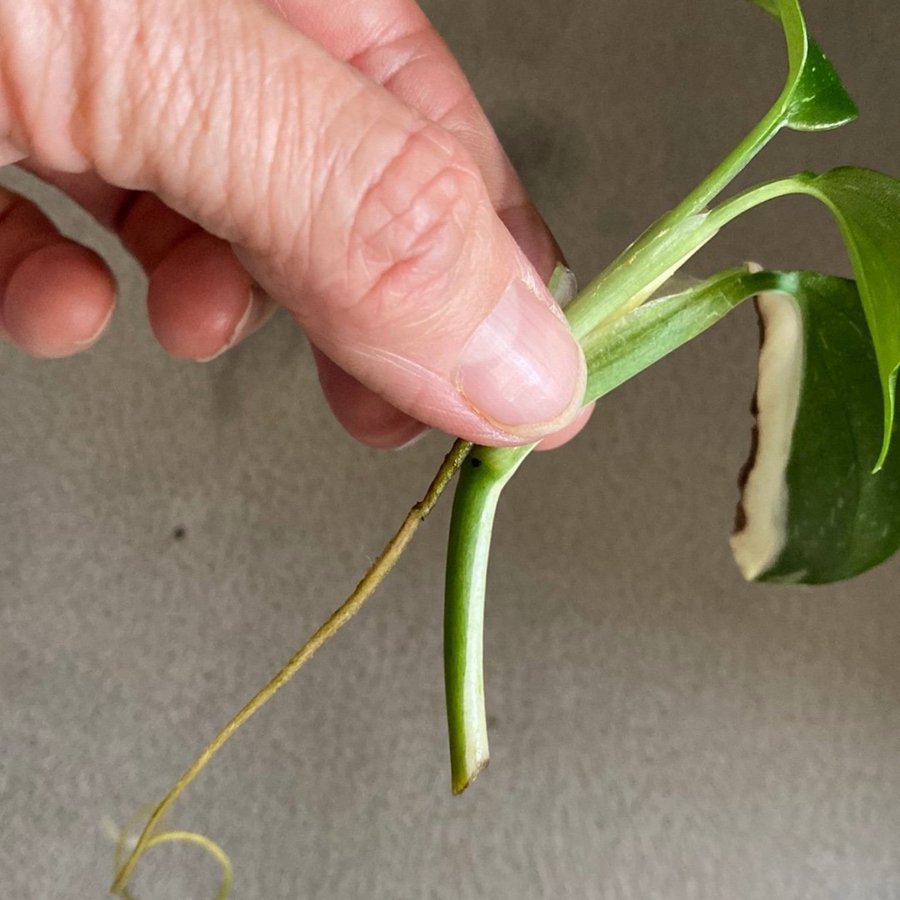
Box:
[451,756,489,796]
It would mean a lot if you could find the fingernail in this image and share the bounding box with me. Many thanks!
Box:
[197,285,275,362]
[393,426,429,451]
[72,300,116,350]
[456,278,586,438]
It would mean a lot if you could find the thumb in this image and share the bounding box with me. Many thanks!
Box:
[1,0,585,444]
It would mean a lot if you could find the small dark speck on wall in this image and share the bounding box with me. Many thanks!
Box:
[172,526,186,541]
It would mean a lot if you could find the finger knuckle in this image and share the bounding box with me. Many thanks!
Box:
[346,122,484,328]
[0,0,83,166]
[81,0,211,187]
[0,0,176,173]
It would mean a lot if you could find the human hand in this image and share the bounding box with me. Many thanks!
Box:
[0,0,589,448]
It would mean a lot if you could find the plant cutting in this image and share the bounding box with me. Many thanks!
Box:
[111,0,900,894]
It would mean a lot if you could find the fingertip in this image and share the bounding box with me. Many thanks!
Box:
[147,234,268,360]
[195,286,278,362]
[534,402,594,451]
[3,242,116,358]
[498,203,565,284]
[313,347,428,449]
[455,273,587,442]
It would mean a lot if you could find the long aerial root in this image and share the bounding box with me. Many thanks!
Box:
[111,439,471,896]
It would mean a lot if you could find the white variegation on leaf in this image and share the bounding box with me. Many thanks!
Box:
[730,286,804,581]
[732,273,900,584]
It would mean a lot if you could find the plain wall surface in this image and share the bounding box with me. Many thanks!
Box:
[2,1,899,897]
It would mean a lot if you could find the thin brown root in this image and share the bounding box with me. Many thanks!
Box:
[111,439,471,896]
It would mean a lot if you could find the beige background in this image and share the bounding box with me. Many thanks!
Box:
[2,0,899,897]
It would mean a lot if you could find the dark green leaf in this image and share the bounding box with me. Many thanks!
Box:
[786,40,858,131]
[732,273,900,583]
[803,168,900,466]
[747,0,858,130]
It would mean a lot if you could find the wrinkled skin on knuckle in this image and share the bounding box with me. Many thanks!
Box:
[0,0,181,175]
[2,0,262,210]
[0,0,88,167]
[81,0,224,193]
[338,123,487,348]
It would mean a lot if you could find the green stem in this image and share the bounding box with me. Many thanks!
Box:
[444,263,789,793]
[671,112,785,219]
[563,0,825,339]
[444,443,533,794]
[709,173,813,224]
[581,267,779,402]
[565,110,790,341]
[566,174,809,342]
[443,0,840,792]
